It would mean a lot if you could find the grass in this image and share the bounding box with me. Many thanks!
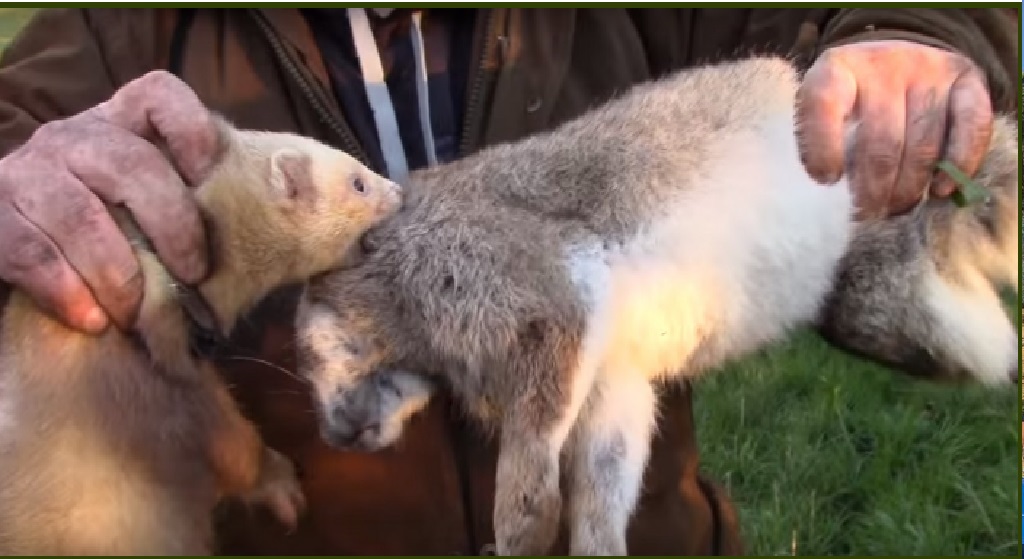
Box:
[0,7,1019,557]
[0,8,34,52]
[693,328,1018,556]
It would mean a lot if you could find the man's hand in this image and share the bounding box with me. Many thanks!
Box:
[0,70,221,334]
[796,40,994,220]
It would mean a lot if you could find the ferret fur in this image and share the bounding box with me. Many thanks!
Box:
[294,56,1019,556]
[0,112,402,555]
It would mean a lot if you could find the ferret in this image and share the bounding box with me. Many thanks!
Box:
[293,56,1019,556]
[0,107,402,555]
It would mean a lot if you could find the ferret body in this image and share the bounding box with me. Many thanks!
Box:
[295,56,1019,556]
[0,110,402,555]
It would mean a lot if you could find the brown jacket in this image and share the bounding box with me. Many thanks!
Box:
[0,8,1017,556]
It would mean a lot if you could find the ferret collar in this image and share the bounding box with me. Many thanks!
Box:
[174,283,228,360]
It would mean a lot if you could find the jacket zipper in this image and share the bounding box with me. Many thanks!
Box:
[248,9,371,166]
[253,8,504,555]
[457,9,501,158]
[253,9,501,169]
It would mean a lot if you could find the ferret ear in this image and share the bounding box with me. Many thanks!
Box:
[269,148,315,203]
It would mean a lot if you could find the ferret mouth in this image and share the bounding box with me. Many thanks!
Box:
[318,420,386,453]
[314,400,388,453]
[329,228,386,271]
[334,240,370,269]
[359,231,380,256]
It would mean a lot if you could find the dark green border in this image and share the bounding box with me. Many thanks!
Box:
[2,3,1024,552]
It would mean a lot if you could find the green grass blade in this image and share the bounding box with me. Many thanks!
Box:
[936,159,990,208]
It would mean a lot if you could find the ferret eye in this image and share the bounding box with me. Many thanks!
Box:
[353,177,366,193]
[344,340,364,357]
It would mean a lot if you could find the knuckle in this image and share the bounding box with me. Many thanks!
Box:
[194,112,223,153]
[145,70,204,115]
[946,51,976,73]
[27,118,98,162]
[137,69,185,93]
[814,47,843,69]
[56,189,109,232]
[961,103,995,132]
[796,78,833,110]
[952,73,992,105]
[889,185,922,210]
[0,157,30,199]
[66,142,115,177]
[102,258,143,295]
[191,107,216,131]
[949,123,994,168]
[2,232,60,277]
[109,142,165,179]
[29,119,75,146]
[36,187,114,241]
[864,142,903,175]
[74,135,175,200]
[905,143,941,169]
[851,179,888,218]
[144,182,195,224]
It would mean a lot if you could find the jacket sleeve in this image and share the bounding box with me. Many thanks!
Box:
[816,9,1019,112]
[0,8,171,157]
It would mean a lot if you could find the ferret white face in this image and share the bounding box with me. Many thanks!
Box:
[258,136,404,279]
[295,294,432,452]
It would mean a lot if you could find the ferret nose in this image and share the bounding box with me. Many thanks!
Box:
[328,405,360,439]
[324,405,380,449]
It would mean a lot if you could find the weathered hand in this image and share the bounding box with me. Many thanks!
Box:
[796,40,993,219]
[0,71,221,334]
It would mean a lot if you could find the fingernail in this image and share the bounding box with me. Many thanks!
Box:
[931,179,954,198]
[83,306,109,333]
[807,166,841,185]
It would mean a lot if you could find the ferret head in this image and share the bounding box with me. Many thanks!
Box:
[262,145,402,278]
[294,265,425,452]
[817,115,1019,387]
[196,121,403,329]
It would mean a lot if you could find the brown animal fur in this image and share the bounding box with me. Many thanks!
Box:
[0,110,402,555]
